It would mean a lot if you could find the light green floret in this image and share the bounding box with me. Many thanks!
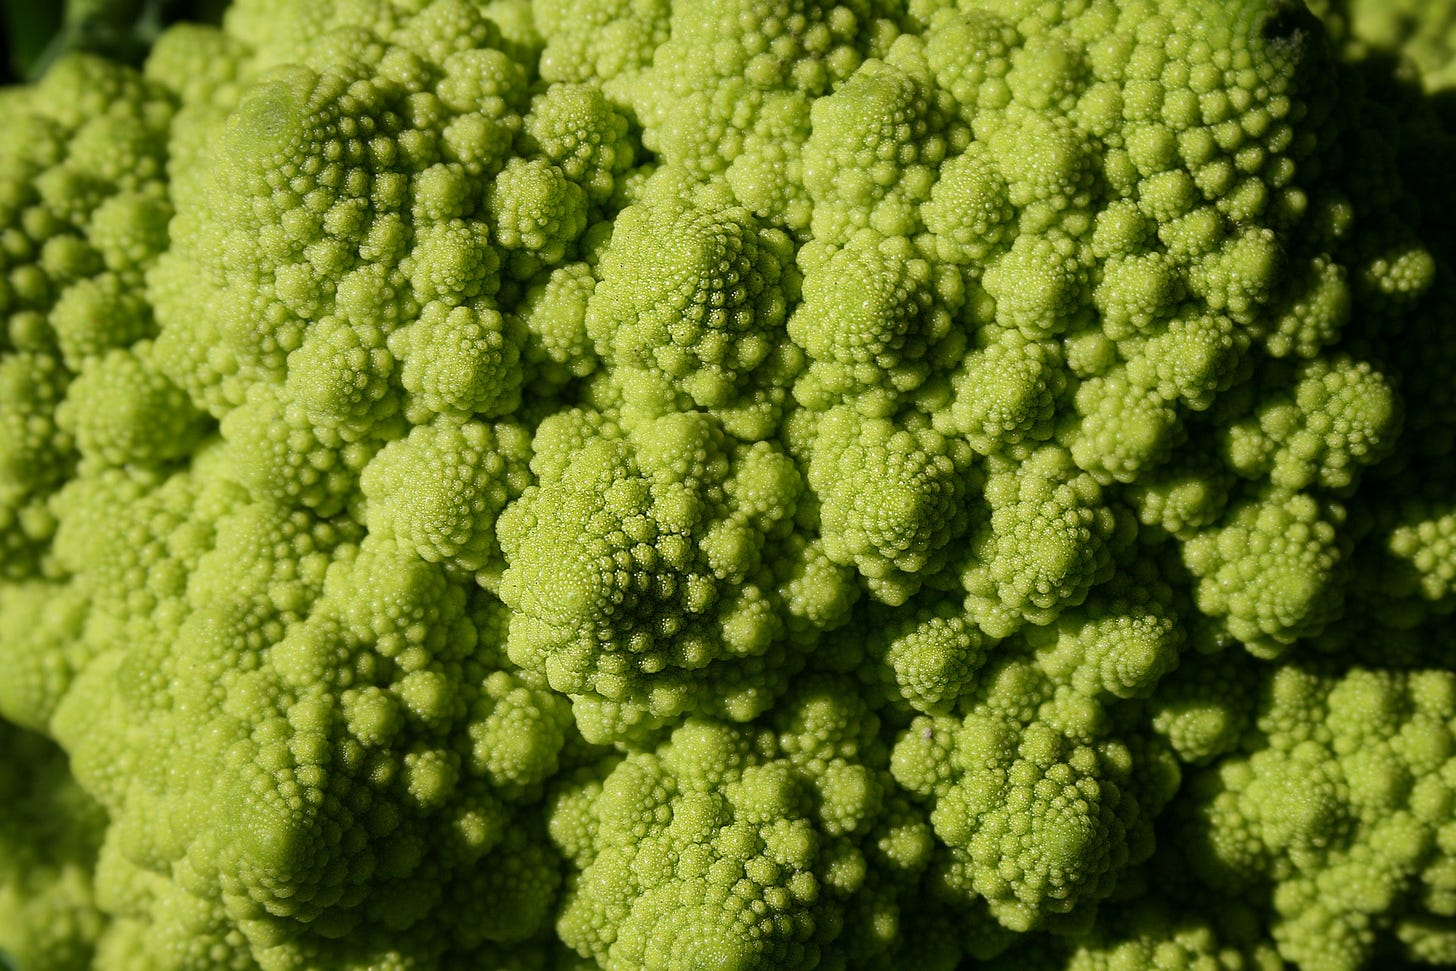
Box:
[962,445,1121,637]
[281,314,400,433]
[942,334,1066,459]
[982,231,1094,339]
[52,459,571,968]
[0,581,90,731]
[1093,251,1184,340]
[1149,642,1261,765]
[0,354,72,579]
[867,591,988,716]
[498,409,856,742]
[55,343,207,471]
[48,273,160,372]
[150,1,531,427]
[1263,255,1352,359]
[1,0,1453,967]
[517,259,600,393]
[360,416,531,578]
[0,52,176,580]
[1224,356,1402,493]
[913,5,1019,117]
[1311,0,1456,86]
[488,156,589,276]
[389,300,525,422]
[145,3,572,528]
[922,143,1016,266]
[1005,897,1285,971]
[521,82,635,206]
[142,20,250,111]
[1387,503,1456,608]
[552,679,926,971]
[1186,665,1456,971]
[533,0,668,89]
[216,382,378,515]
[1025,569,1184,701]
[808,406,975,604]
[624,0,897,231]
[1119,311,1247,411]
[891,654,1179,933]
[585,192,801,432]
[1182,491,1349,657]
[1069,371,1183,484]
[980,107,1099,227]
[802,53,960,244]
[1125,448,1235,541]
[789,228,965,418]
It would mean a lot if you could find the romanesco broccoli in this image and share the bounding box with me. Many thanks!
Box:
[2,0,1456,969]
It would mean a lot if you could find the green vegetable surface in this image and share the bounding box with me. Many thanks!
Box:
[1,0,1455,968]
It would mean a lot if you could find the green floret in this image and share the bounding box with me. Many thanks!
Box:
[389,300,525,421]
[488,156,588,275]
[1069,370,1183,484]
[534,0,668,89]
[498,409,855,741]
[1184,663,1456,970]
[1120,310,1246,411]
[0,353,71,578]
[216,382,374,514]
[1125,446,1235,540]
[586,191,801,432]
[808,406,975,604]
[890,651,1179,933]
[922,143,1016,265]
[1263,255,1353,359]
[962,445,1121,637]
[151,4,529,420]
[282,314,401,431]
[47,272,156,370]
[55,343,206,470]
[1224,356,1402,493]
[1092,251,1184,340]
[992,894,1285,971]
[0,52,176,579]
[941,333,1066,458]
[1182,491,1349,656]
[1149,640,1261,765]
[0,581,90,731]
[1025,568,1184,701]
[982,230,1094,339]
[141,21,250,110]
[802,53,959,244]
[360,416,531,577]
[623,0,896,230]
[521,82,635,205]
[1312,0,1456,86]
[517,259,600,392]
[789,228,965,418]
[551,678,926,971]
[865,589,988,716]
[51,460,571,968]
[1385,499,1456,609]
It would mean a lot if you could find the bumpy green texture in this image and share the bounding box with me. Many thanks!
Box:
[0,723,106,971]
[1,0,1455,969]
[549,679,936,969]
[1184,664,1456,971]
[498,408,856,743]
